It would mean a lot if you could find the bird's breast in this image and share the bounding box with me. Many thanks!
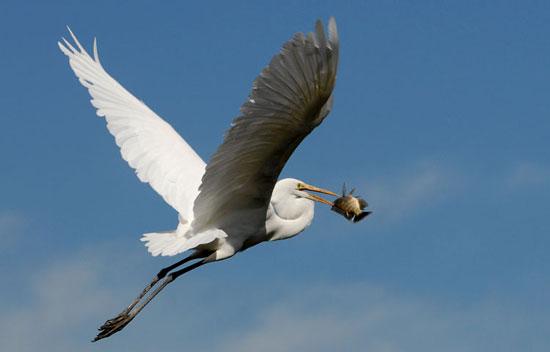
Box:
[266,200,314,241]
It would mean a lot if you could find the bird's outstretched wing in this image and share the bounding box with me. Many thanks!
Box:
[192,18,339,232]
[59,29,205,221]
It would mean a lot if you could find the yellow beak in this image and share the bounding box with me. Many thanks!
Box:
[297,182,338,206]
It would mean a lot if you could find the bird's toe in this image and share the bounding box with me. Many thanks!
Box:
[93,312,134,342]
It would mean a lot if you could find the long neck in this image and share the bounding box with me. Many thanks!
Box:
[266,197,314,241]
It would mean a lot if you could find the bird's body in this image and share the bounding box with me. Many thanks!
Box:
[59,18,341,340]
[139,176,331,260]
[190,178,319,260]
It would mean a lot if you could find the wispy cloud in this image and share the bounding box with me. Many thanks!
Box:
[366,161,461,224]
[0,247,547,352]
[505,162,550,189]
[0,248,124,352]
[0,211,25,252]
[219,283,548,352]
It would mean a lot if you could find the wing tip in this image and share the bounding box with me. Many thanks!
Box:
[93,37,102,65]
[328,17,338,47]
[314,19,327,51]
[66,26,86,53]
[59,36,76,55]
[313,17,338,52]
[58,26,104,69]
[58,39,70,55]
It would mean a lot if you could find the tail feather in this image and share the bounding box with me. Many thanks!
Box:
[141,231,181,256]
[140,226,228,257]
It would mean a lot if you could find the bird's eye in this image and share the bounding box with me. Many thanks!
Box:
[296,183,304,190]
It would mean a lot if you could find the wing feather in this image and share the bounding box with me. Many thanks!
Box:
[59,29,205,221]
[192,18,339,232]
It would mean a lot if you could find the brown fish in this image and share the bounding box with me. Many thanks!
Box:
[331,184,371,222]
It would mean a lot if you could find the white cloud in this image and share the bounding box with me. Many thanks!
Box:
[366,161,460,224]
[218,283,548,352]
[0,211,25,250]
[505,162,550,188]
[0,247,127,352]
[0,247,547,352]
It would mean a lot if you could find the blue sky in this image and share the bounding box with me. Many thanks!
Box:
[1,0,549,351]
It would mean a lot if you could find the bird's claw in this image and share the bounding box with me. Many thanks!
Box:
[93,312,135,342]
[100,313,127,329]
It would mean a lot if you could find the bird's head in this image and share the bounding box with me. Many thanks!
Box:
[267,178,338,241]
[273,178,337,206]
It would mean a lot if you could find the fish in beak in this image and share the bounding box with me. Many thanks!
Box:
[331,184,371,222]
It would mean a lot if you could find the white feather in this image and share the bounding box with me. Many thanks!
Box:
[59,18,338,259]
[59,29,228,256]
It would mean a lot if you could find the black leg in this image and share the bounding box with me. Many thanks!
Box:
[121,250,208,315]
[93,251,210,342]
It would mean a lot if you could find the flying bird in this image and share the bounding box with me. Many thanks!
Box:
[59,18,342,341]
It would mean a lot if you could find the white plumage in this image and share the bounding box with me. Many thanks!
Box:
[59,18,340,341]
[59,30,222,256]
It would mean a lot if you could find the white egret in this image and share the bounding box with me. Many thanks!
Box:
[59,18,342,341]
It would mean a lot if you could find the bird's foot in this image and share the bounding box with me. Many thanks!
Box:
[92,311,135,342]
